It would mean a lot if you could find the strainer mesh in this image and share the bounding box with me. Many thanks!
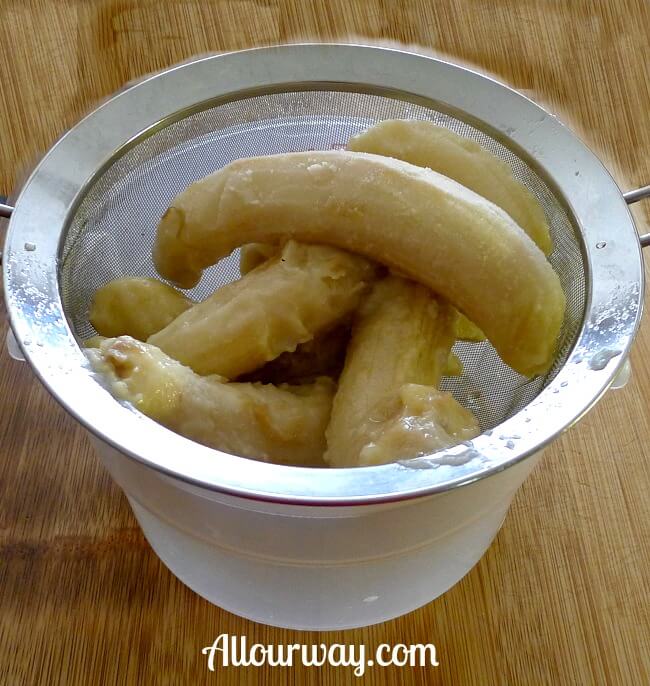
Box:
[60,90,585,431]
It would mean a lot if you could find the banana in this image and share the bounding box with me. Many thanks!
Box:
[348,119,552,254]
[86,336,334,466]
[90,277,191,340]
[238,244,351,383]
[149,240,375,378]
[358,385,480,466]
[238,245,350,382]
[239,243,278,275]
[444,351,464,376]
[153,150,565,377]
[84,335,106,349]
[239,325,350,385]
[454,313,485,342]
[324,276,475,467]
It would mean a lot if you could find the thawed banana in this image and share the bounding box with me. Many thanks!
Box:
[240,325,350,385]
[358,384,480,466]
[154,150,565,377]
[86,336,335,466]
[149,240,375,378]
[324,276,477,467]
[90,277,191,340]
[239,243,278,275]
[444,351,464,377]
[348,119,552,254]
[454,314,486,343]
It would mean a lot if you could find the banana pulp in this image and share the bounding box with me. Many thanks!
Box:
[86,336,335,466]
[239,325,351,385]
[239,242,278,275]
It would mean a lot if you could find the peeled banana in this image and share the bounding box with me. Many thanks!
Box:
[86,336,335,466]
[358,384,481,466]
[444,351,464,377]
[89,277,191,340]
[454,314,486,343]
[149,240,375,378]
[154,150,565,377]
[324,276,477,467]
[348,119,552,254]
[239,325,350,385]
[239,243,278,275]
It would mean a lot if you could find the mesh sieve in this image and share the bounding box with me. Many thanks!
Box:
[59,89,585,432]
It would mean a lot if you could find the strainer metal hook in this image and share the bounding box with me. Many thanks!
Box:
[624,184,650,204]
[623,184,650,248]
[1,199,14,219]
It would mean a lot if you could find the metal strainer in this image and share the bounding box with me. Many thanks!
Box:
[2,45,648,503]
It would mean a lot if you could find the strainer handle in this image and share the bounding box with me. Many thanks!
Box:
[624,185,650,248]
[0,198,13,219]
[624,185,650,204]
[0,196,13,265]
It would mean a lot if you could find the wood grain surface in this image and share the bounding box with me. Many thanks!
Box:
[1,1,649,684]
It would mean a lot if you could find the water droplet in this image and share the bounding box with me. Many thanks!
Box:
[574,171,580,176]
[595,316,618,331]
[560,380,568,387]
[24,242,36,251]
[23,338,31,346]
[596,241,607,249]
[505,440,515,449]
[589,349,622,371]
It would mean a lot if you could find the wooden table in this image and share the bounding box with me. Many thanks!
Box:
[1,2,648,684]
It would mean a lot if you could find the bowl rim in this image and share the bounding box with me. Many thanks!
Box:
[3,43,644,505]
